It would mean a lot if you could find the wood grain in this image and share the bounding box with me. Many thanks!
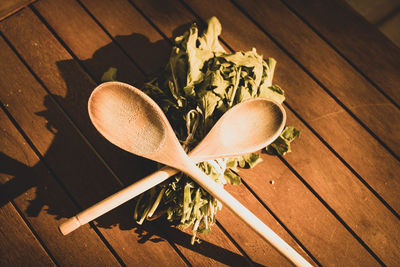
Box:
[181,0,400,216]
[132,0,400,264]
[0,202,54,266]
[0,0,35,21]
[81,0,171,76]
[379,12,400,47]
[233,0,400,156]
[283,0,400,105]
[0,107,120,266]
[0,15,187,266]
[0,0,398,265]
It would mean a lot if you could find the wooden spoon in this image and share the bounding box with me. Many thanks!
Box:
[61,82,310,266]
[59,81,286,235]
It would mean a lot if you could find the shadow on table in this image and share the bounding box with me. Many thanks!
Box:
[0,24,263,266]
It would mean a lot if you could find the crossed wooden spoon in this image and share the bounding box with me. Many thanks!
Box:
[59,81,310,266]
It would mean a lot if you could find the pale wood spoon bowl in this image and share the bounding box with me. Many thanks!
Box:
[60,82,310,266]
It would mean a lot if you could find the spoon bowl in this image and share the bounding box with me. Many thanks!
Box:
[190,96,285,162]
[88,81,167,156]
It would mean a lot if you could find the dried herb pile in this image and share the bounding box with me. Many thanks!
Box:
[103,17,299,243]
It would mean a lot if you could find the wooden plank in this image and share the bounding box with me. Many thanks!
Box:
[0,202,54,266]
[0,0,35,21]
[81,0,170,76]
[78,0,192,74]
[181,0,400,216]
[2,3,250,265]
[0,104,121,265]
[132,0,400,264]
[0,21,187,266]
[283,0,400,105]
[232,0,400,157]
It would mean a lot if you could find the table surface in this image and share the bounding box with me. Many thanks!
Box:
[0,0,399,266]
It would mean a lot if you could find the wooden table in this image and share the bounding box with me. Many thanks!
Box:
[0,0,399,266]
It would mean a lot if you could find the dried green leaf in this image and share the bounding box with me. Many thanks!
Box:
[266,126,300,155]
[224,169,241,185]
[101,67,117,82]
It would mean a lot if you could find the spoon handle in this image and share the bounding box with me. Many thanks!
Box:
[181,158,312,267]
[59,166,178,235]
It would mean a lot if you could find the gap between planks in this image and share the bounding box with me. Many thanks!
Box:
[0,186,57,265]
